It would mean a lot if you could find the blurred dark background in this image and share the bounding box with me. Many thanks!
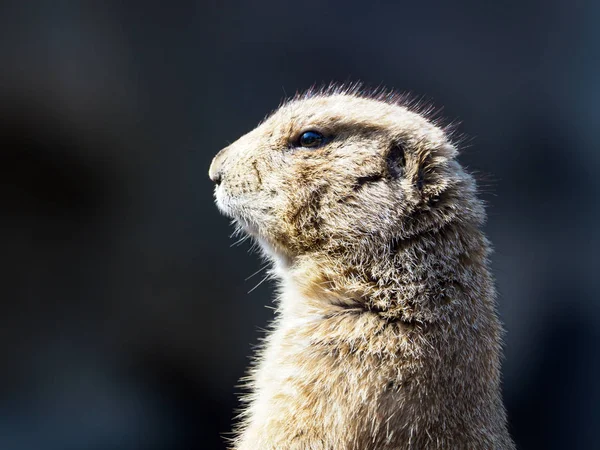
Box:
[0,1,598,449]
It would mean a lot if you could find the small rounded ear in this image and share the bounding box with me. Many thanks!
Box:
[413,155,433,194]
[416,166,426,191]
[386,143,406,178]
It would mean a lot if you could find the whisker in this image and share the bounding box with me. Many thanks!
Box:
[229,228,242,239]
[245,263,269,281]
[230,234,251,247]
[247,241,260,255]
[248,273,272,294]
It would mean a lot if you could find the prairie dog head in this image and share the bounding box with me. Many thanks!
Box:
[209,88,480,266]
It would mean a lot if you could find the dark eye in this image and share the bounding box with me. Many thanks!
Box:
[297,130,325,148]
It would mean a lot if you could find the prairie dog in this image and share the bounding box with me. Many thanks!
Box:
[209,85,515,449]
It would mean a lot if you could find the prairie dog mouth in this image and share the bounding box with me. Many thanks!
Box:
[213,184,246,221]
[213,184,231,216]
[214,186,261,236]
[215,186,293,266]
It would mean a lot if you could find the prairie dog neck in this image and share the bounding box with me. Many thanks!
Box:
[236,220,509,449]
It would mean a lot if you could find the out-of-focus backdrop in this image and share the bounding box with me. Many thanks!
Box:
[1,1,598,449]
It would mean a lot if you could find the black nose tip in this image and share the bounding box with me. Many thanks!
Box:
[209,147,229,184]
[209,160,223,184]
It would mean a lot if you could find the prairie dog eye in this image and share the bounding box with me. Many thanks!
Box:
[296,130,326,148]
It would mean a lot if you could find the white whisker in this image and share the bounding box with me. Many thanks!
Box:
[245,263,269,281]
[248,273,272,294]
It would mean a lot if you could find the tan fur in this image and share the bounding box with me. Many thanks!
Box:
[209,85,515,449]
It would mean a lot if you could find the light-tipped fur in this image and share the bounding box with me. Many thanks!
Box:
[209,85,515,449]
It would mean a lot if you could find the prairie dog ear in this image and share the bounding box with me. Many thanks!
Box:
[400,144,435,198]
[386,143,406,178]
[385,142,429,196]
[410,142,457,200]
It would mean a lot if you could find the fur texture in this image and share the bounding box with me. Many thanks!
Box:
[209,85,515,449]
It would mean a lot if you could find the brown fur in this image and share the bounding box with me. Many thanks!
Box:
[209,85,515,449]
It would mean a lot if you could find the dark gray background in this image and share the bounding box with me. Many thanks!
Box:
[0,1,598,449]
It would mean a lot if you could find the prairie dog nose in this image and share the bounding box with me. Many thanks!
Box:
[209,146,230,184]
